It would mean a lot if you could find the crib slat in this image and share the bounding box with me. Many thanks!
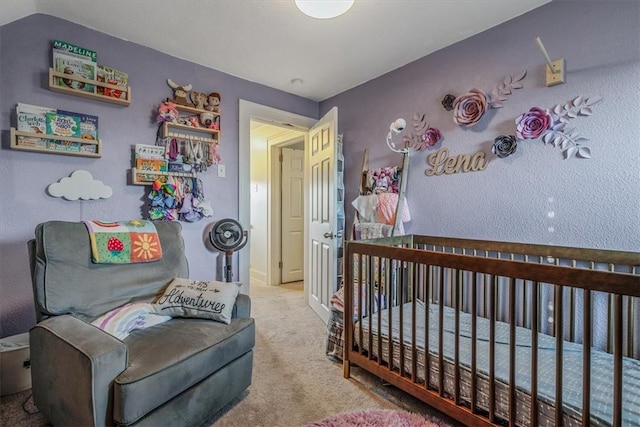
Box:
[509,277,516,426]
[489,274,497,422]
[614,294,623,427]
[471,272,478,414]
[387,258,393,373]
[411,263,418,383]
[377,258,383,366]
[367,256,374,360]
[531,281,539,426]
[582,289,591,427]
[424,264,431,390]
[454,268,461,405]
[555,285,564,426]
[399,262,405,377]
[438,267,445,397]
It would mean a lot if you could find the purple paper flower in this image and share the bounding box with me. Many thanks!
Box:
[415,127,442,150]
[515,107,553,139]
[492,135,517,158]
[452,88,488,127]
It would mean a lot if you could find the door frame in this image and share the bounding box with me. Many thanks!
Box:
[268,135,304,286]
[239,100,316,294]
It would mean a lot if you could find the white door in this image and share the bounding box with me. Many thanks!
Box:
[281,147,304,283]
[307,107,338,324]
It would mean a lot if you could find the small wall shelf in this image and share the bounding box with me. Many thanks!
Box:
[48,68,131,106]
[10,127,102,158]
[131,168,196,186]
[161,104,220,144]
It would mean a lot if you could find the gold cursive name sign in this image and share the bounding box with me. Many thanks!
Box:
[425,147,489,176]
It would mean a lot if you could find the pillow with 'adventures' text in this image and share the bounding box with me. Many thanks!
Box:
[151,278,240,324]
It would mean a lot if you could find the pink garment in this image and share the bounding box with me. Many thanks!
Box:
[376,193,410,226]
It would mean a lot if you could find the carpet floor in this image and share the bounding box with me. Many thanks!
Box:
[0,281,462,427]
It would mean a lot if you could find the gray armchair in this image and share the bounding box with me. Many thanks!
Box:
[28,221,254,426]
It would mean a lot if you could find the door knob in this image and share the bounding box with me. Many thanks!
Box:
[323,232,334,239]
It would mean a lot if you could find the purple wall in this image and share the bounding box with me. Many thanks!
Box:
[0,14,317,338]
[322,1,640,251]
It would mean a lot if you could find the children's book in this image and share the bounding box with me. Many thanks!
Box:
[52,40,97,93]
[45,112,82,138]
[58,110,99,140]
[16,103,56,134]
[97,65,128,99]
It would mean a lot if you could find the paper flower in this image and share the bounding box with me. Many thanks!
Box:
[441,94,456,111]
[492,135,517,158]
[515,107,553,139]
[403,113,443,151]
[418,127,442,150]
[452,88,487,127]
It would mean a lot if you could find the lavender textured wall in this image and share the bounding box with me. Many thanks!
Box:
[0,14,317,338]
[322,1,640,252]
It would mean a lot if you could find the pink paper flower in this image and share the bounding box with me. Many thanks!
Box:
[416,127,442,150]
[515,107,553,139]
[452,88,487,127]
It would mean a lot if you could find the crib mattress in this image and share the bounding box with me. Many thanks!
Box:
[355,301,640,427]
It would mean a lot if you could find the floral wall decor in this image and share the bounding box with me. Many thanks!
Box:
[443,70,527,127]
[402,113,442,151]
[493,95,602,160]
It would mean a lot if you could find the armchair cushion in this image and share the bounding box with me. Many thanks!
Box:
[113,317,255,425]
[152,278,241,324]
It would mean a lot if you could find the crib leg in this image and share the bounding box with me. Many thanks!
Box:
[343,358,351,378]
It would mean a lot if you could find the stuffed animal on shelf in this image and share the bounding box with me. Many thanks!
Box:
[190,91,207,109]
[187,116,200,128]
[157,101,179,123]
[167,79,193,106]
[205,92,221,113]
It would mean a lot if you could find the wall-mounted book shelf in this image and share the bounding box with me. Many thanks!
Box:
[10,127,102,158]
[48,68,131,106]
[130,168,196,186]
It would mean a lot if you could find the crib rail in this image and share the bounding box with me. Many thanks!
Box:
[343,236,640,427]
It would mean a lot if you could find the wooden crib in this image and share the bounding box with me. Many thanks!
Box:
[343,235,640,427]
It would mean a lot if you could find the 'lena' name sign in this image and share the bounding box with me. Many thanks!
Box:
[425,147,489,176]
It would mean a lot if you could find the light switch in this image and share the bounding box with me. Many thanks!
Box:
[218,164,226,178]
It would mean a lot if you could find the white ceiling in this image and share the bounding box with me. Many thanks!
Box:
[2,0,550,101]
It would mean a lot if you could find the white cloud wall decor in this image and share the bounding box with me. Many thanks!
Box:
[48,170,113,201]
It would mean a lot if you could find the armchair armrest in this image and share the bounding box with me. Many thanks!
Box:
[232,293,251,319]
[30,315,128,427]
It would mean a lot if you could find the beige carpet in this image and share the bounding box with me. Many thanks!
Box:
[0,281,461,427]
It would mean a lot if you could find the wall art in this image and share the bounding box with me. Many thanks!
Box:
[402,113,442,151]
[493,95,602,160]
[47,170,113,200]
[425,147,489,176]
[443,70,527,127]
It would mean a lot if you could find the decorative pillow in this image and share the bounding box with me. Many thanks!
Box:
[151,278,241,324]
[91,302,172,340]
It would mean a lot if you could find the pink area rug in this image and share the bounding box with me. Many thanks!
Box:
[305,409,452,427]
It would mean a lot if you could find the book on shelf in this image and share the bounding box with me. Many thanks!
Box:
[45,112,82,138]
[16,103,56,134]
[58,110,99,140]
[97,65,128,99]
[52,39,97,93]
[135,144,166,159]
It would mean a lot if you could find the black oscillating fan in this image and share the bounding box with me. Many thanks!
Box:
[209,219,248,282]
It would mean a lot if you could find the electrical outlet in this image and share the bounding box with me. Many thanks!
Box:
[218,164,226,178]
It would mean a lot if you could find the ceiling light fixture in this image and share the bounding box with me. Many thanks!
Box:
[295,0,354,19]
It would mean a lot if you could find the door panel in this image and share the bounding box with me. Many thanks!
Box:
[306,107,338,324]
[281,148,304,283]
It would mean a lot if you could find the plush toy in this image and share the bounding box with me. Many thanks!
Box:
[157,101,179,123]
[187,116,200,128]
[167,79,193,106]
[205,92,221,113]
[190,91,207,109]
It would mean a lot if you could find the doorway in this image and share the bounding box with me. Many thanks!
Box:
[248,120,305,286]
